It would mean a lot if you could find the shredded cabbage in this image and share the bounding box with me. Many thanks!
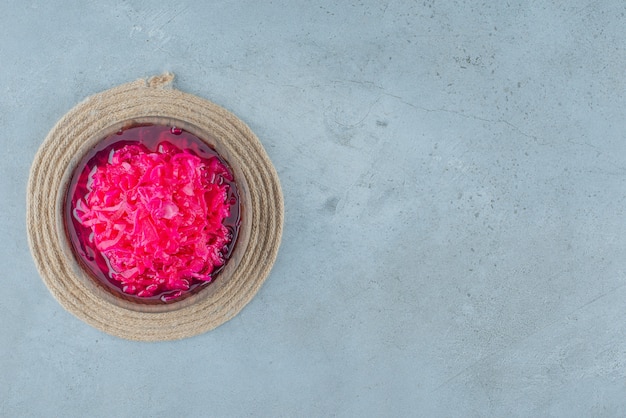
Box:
[75,143,233,299]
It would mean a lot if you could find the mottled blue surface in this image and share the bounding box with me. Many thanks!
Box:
[2,1,626,416]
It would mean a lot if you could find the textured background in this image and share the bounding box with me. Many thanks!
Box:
[2,1,626,416]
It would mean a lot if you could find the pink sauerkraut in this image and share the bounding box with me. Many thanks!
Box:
[74,140,234,299]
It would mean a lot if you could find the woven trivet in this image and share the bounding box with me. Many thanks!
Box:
[26,73,283,341]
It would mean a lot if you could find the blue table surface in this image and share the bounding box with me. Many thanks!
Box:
[2,1,626,416]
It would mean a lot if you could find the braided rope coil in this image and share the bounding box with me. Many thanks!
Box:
[27,74,283,341]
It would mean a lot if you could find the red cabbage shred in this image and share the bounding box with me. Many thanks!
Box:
[71,128,236,300]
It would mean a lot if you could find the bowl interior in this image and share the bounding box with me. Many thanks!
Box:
[56,117,252,313]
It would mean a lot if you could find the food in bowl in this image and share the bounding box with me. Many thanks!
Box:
[66,124,240,302]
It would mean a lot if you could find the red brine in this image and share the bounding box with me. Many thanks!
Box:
[66,125,240,303]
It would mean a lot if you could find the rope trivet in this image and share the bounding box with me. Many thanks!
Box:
[26,73,283,341]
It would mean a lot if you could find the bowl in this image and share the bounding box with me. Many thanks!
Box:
[57,117,252,313]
